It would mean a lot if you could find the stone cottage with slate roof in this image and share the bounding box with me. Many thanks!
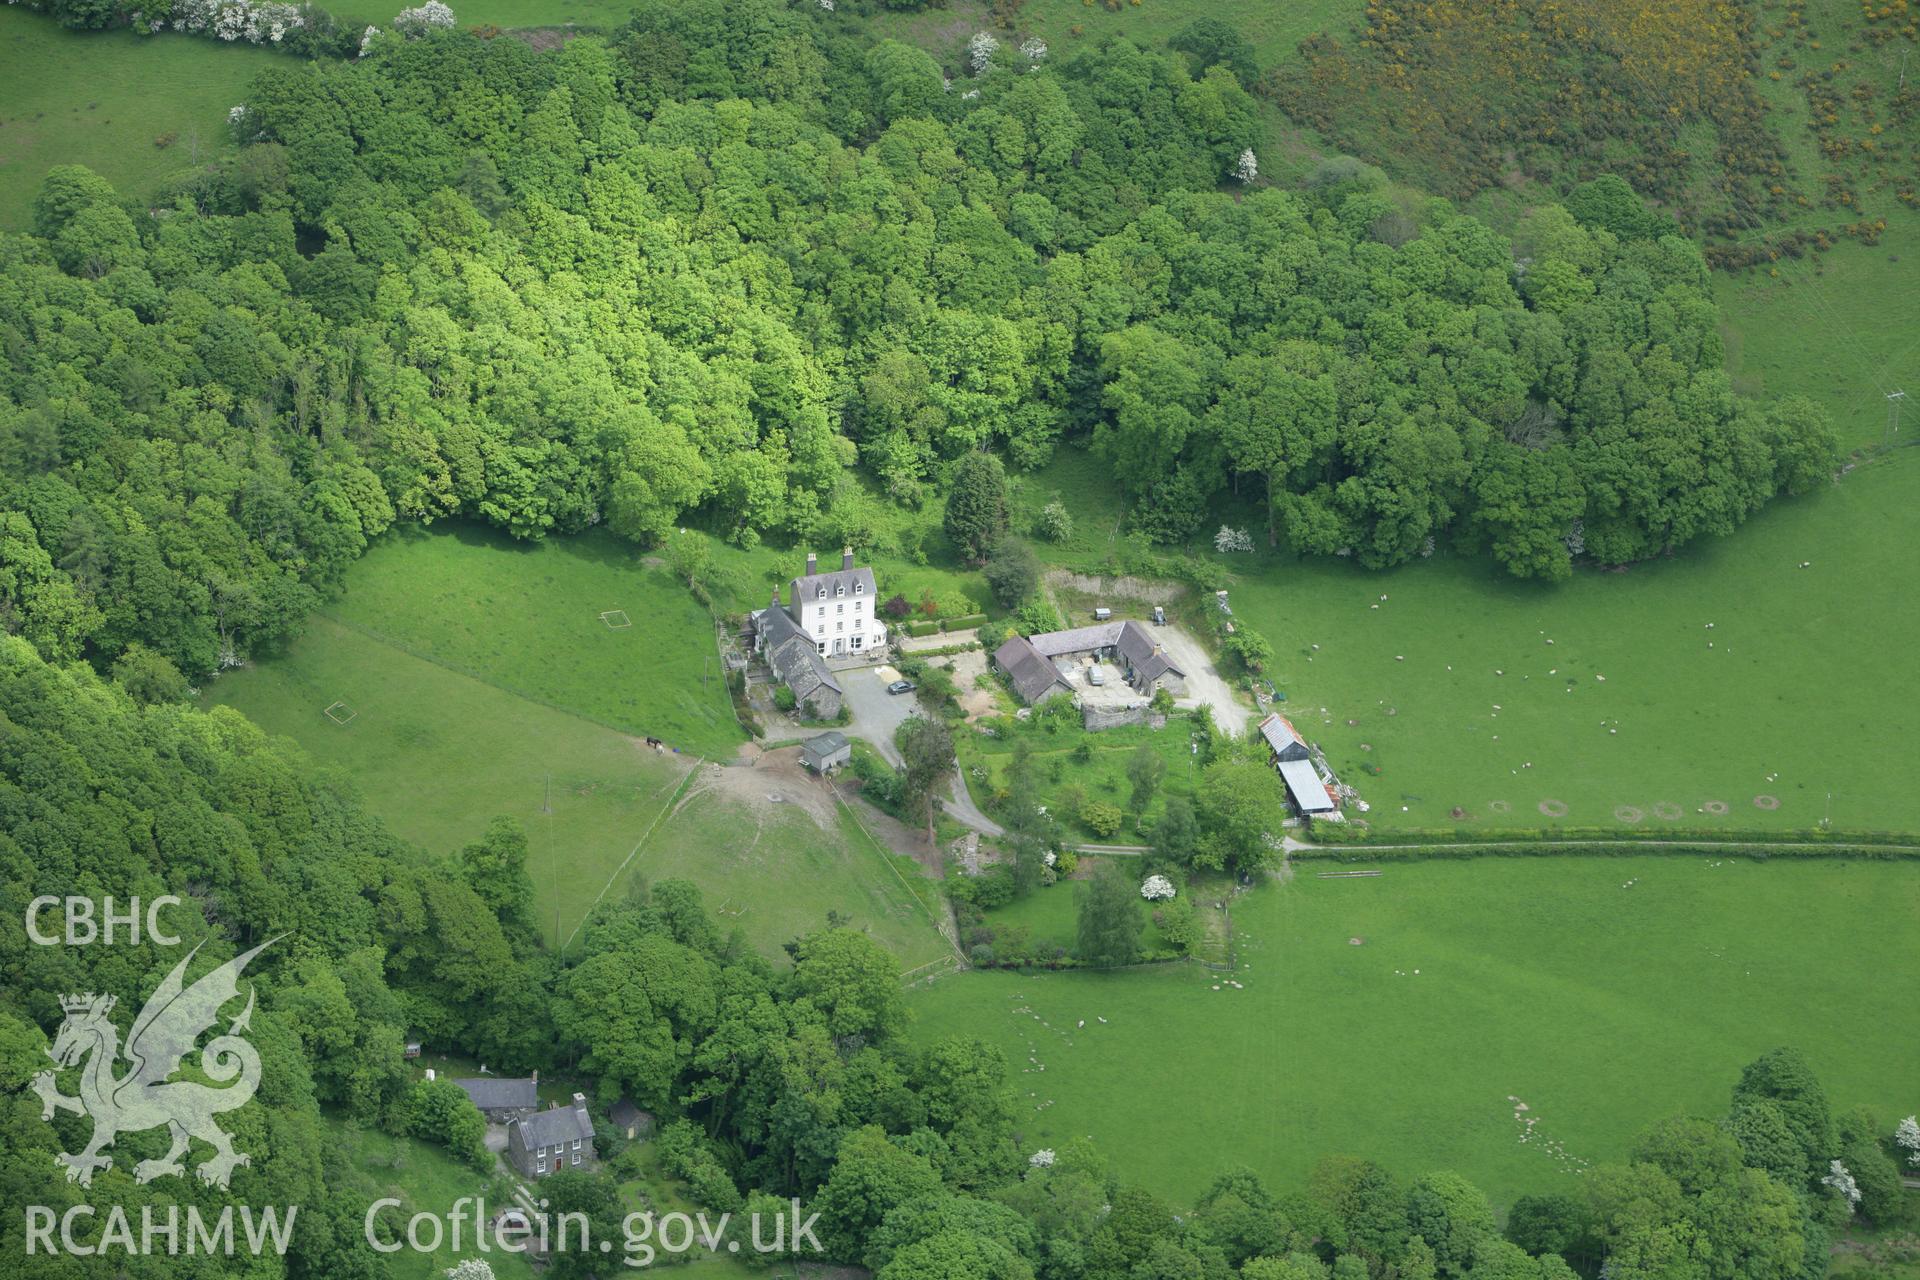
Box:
[508,1093,597,1178]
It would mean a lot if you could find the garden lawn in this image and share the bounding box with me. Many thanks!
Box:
[0,14,275,230]
[326,523,743,759]
[911,855,1920,1207]
[957,716,1201,843]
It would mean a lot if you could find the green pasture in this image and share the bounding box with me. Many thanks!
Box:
[207,554,949,965]
[1031,442,1920,837]
[979,866,1176,955]
[0,14,275,230]
[638,782,954,971]
[912,855,1920,1206]
[1718,225,1920,451]
[205,613,694,948]
[327,523,742,759]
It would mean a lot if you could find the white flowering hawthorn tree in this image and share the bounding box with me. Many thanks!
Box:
[446,1262,496,1280]
[169,0,304,45]
[1822,1160,1860,1209]
[1896,1115,1920,1167]
[1028,1149,1055,1168]
[393,0,455,36]
[1214,526,1254,553]
[1019,37,1048,64]
[1141,875,1175,901]
[1234,148,1259,184]
[967,31,999,75]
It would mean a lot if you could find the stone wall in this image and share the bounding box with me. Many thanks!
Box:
[1082,706,1167,733]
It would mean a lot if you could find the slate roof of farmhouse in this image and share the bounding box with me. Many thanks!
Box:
[1028,622,1126,658]
[514,1102,592,1150]
[994,636,1072,704]
[453,1077,538,1112]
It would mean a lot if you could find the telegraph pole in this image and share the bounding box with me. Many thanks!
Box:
[1888,390,1907,440]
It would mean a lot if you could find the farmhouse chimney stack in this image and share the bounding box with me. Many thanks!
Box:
[842,547,854,571]
[805,552,817,576]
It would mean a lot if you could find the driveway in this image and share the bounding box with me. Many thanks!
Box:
[839,663,916,765]
[838,661,1004,836]
[1155,624,1248,736]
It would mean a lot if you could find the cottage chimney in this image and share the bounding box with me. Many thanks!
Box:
[842,547,854,571]
[770,584,781,609]
[531,1069,538,1084]
[805,552,817,577]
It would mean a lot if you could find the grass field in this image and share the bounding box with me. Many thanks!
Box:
[912,855,1920,1207]
[0,13,276,230]
[978,869,1176,955]
[327,524,742,759]
[1718,227,1920,452]
[206,612,697,947]
[1031,441,1920,837]
[207,533,949,964]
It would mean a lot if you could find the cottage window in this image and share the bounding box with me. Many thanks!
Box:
[572,1139,582,1150]
[852,636,863,651]
[816,587,826,600]
[535,1145,545,1157]
[854,582,863,595]
[836,585,844,597]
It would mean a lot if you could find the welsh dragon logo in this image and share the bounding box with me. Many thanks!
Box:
[32,938,278,1190]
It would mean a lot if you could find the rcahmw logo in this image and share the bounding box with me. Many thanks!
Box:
[21,896,299,1259]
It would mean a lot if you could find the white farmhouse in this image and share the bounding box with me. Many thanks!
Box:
[750,549,888,719]
[780,548,886,658]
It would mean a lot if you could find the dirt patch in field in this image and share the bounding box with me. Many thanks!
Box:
[671,744,838,830]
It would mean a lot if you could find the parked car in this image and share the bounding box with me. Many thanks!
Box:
[1087,666,1105,686]
[1152,605,1166,625]
[886,679,915,695]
